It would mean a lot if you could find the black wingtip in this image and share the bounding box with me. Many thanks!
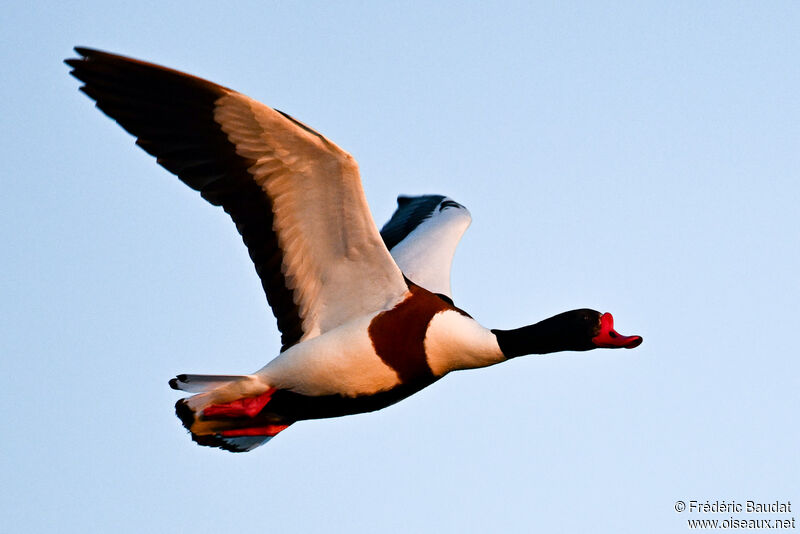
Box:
[381,194,447,250]
[396,194,450,207]
[73,46,100,58]
[169,378,180,390]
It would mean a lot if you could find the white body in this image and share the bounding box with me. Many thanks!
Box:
[258,306,505,398]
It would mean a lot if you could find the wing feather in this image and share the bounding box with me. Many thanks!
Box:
[381,195,471,299]
[67,48,408,351]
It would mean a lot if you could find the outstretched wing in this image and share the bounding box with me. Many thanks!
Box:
[66,47,408,351]
[380,195,471,300]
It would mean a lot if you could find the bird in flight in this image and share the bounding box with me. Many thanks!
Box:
[66,48,642,452]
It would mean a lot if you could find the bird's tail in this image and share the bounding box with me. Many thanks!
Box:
[169,374,244,392]
[171,374,292,453]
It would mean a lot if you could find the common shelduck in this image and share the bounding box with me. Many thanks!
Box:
[66,48,643,452]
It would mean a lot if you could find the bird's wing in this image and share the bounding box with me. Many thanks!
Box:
[380,195,471,300]
[66,48,408,351]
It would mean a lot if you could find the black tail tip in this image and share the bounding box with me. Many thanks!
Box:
[174,399,194,430]
[169,374,189,390]
[191,433,250,453]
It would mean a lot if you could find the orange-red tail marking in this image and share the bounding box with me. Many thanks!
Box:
[220,424,291,437]
[202,388,276,418]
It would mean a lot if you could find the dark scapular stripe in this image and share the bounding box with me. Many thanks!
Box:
[66,48,304,350]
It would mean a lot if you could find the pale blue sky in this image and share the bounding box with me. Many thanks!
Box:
[2,2,798,533]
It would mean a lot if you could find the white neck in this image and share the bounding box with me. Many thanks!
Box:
[423,310,505,376]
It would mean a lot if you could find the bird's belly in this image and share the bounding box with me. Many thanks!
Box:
[264,379,437,421]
